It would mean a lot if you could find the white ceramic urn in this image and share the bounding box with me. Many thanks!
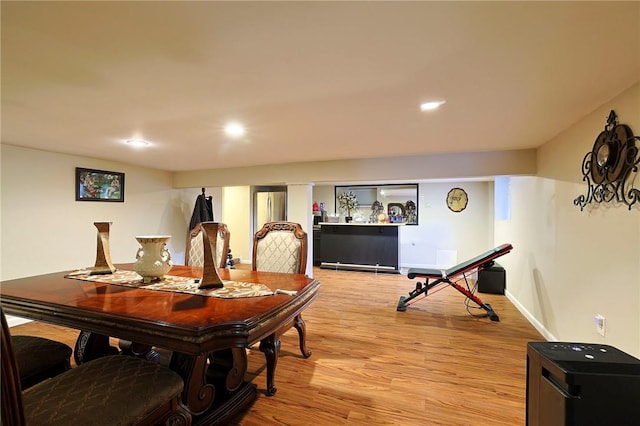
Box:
[134,236,172,283]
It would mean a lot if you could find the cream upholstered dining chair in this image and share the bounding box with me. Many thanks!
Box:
[1,308,191,426]
[252,221,307,274]
[252,221,312,360]
[185,222,230,268]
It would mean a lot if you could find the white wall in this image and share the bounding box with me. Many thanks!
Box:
[313,181,493,269]
[221,186,251,262]
[174,149,536,188]
[0,145,185,280]
[402,181,493,268]
[0,151,254,276]
[312,185,336,216]
[287,184,314,276]
[497,83,640,357]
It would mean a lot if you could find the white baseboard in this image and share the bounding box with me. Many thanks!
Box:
[7,315,32,328]
[505,290,557,341]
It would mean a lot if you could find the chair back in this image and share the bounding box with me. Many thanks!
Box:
[252,221,307,274]
[185,222,230,269]
[1,307,26,426]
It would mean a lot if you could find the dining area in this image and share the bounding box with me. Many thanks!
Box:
[0,221,319,425]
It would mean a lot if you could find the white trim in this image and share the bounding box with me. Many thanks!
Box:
[320,262,397,272]
[7,315,32,328]
[505,290,557,341]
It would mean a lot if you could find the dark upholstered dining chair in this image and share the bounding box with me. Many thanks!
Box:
[11,333,72,389]
[252,221,312,353]
[1,308,192,426]
[185,222,230,269]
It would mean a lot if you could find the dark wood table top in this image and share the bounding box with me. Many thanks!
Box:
[0,264,320,354]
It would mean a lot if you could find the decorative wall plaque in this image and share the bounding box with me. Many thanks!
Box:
[446,188,468,213]
[574,110,639,210]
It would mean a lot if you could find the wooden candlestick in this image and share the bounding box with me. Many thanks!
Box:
[90,222,116,275]
[199,222,224,289]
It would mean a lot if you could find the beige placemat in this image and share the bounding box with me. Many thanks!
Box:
[65,269,274,298]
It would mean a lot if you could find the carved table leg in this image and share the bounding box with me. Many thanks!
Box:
[74,331,118,365]
[207,347,248,393]
[259,334,281,396]
[170,352,215,416]
[294,314,312,358]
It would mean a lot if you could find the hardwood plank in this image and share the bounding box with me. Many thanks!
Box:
[10,266,542,425]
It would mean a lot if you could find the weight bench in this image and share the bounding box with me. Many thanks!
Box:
[397,243,513,321]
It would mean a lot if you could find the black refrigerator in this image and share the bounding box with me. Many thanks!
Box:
[526,341,640,426]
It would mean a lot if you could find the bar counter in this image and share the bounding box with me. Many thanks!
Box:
[318,222,404,273]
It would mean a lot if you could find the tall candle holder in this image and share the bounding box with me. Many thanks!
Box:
[199,222,224,289]
[90,222,116,275]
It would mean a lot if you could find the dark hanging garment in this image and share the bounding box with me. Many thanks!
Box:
[205,196,213,222]
[189,191,214,231]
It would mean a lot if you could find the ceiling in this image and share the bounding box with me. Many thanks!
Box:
[2,1,639,172]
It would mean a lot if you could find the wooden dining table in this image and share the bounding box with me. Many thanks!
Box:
[0,264,320,425]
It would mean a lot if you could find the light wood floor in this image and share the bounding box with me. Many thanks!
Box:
[12,266,543,425]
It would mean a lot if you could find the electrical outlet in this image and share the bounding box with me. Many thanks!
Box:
[595,314,606,337]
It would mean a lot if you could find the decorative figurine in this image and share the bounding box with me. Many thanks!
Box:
[405,200,417,224]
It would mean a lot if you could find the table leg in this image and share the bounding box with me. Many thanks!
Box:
[170,353,215,415]
[259,334,281,396]
[74,330,118,365]
[207,348,247,393]
[294,314,312,358]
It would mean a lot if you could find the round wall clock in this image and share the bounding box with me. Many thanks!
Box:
[446,188,468,212]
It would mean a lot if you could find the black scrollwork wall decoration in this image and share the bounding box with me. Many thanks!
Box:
[574,110,640,210]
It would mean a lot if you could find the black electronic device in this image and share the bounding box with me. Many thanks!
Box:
[477,263,505,294]
[526,341,640,426]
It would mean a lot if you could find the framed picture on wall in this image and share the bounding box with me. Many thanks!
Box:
[75,167,125,202]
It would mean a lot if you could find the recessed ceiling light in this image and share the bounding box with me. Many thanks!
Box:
[125,139,151,148]
[420,100,446,111]
[224,121,246,138]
